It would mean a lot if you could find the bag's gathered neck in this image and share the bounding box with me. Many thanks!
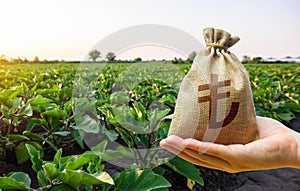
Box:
[204,27,240,51]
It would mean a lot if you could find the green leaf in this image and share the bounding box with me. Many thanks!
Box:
[155,108,171,121]
[118,121,147,134]
[30,83,38,93]
[103,128,119,142]
[166,156,204,186]
[26,118,47,132]
[15,142,44,164]
[42,108,65,119]
[6,88,22,99]
[152,167,166,176]
[53,148,62,167]
[73,130,85,148]
[87,158,104,174]
[151,188,169,191]
[110,92,131,104]
[15,142,30,164]
[8,172,31,189]
[58,169,114,189]
[73,114,99,133]
[8,134,30,141]
[284,102,300,111]
[116,127,135,147]
[133,102,147,121]
[277,112,294,122]
[50,184,74,191]
[44,139,59,151]
[91,144,133,161]
[112,106,147,133]
[64,153,97,170]
[29,95,53,105]
[91,140,107,152]
[9,97,22,109]
[52,131,70,137]
[16,102,33,117]
[37,170,50,187]
[43,163,59,180]
[23,131,44,141]
[0,177,27,190]
[25,143,43,172]
[272,102,280,109]
[114,169,171,191]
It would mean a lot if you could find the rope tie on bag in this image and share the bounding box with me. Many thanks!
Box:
[206,43,227,50]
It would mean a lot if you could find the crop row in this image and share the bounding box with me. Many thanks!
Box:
[0,63,299,190]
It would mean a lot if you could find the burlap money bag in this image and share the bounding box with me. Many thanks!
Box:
[168,27,258,145]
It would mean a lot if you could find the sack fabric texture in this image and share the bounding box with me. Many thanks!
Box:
[168,27,258,145]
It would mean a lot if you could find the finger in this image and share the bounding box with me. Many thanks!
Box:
[182,148,231,168]
[161,140,235,172]
[182,138,234,160]
[161,143,225,170]
[160,139,182,156]
[177,151,232,172]
[160,135,186,151]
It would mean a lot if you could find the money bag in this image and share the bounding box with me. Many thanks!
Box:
[168,27,258,145]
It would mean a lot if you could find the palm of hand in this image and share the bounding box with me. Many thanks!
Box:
[160,116,300,172]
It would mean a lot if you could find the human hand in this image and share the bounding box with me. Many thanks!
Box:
[160,116,300,173]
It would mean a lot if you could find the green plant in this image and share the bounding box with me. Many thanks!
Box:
[0,63,299,190]
[247,64,300,121]
[0,144,114,190]
[0,88,45,164]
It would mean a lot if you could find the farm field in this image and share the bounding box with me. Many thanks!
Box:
[0,62,299,190]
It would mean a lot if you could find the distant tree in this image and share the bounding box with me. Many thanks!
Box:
[252,57,263,63]
[23,57,29,63]
[0,54,8,63]
[89,50,101,62]
[133,57,142,63]
[10,57,22,63]
[33,56,40,63]
[171,57,185,64]
[187,51,197,63]
[106,52,116,62]
[242,55,251,63]
[18,57,23,63]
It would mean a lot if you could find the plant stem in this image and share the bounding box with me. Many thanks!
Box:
[130,133,144,166]
[7,116,13,136]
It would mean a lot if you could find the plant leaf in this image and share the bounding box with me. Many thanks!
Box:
[43,163,59,180]
[58,169,114,189]
[29,95,53,105]
[8,172,31,189]
[17,102,33,117]
[166,156,204,186]
[53,148,62,167]
[52,131,70,137]
[0,177,29,190]
[8,134,30,141]
[26,118,47,132]
[25,143,43,172]
[50,184,74,191]
[64,153,97,170]
[114,169,171,191]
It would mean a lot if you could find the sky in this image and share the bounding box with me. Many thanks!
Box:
[0,0,299,61]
